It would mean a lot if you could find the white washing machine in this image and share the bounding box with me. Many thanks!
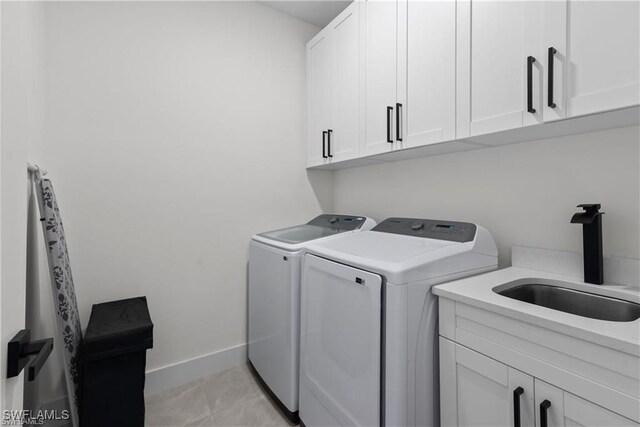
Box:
[248,214,376,422]
[299,217,498,427]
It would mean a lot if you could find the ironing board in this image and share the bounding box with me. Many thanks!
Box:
[37,179,81,427]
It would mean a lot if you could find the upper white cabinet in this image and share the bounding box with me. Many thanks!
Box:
[543,0,640,122]
[306,2,360,167]
[307,29,333,167]
[362,0,401,156]
[456,0,543,138]
[306,0,640,169]
[402,0,456,148]
[363,0,457,154]
[331,3,361,162]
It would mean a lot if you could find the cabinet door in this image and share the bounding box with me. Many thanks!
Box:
[400,0,456,148]
[544,1,639,121]
[457,0,543,138]
[534,380,565,427]
[362,0,398,155]
[563,392,639,427]
[534,380,639,427]
[330,2,360,162]
[306,29,332,167]
[440,339,535,427]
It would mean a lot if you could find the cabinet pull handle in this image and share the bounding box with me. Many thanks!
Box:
[513,387,524,427]
[540,399,551,427]
[387,106,393,143]
[396,103,403,142]
[527,56,536,114]
[327,129,333,158]
[548,47,557,108]
[322,131,328,159]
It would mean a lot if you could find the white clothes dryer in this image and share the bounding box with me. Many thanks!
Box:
[299,217,498,427]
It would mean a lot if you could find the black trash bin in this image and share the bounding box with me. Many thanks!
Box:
[80,296,153,427]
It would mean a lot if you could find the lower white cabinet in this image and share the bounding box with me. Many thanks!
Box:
[441,339,637,427]
[440,339,535,427]
[535,380,637,427]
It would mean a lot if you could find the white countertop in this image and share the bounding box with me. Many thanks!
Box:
[433,266,640,356]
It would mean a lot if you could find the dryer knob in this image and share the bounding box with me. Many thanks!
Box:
[411,222,425,231]
[329,216,339,223]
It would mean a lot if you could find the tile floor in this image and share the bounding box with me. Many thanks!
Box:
[144,364,293,427]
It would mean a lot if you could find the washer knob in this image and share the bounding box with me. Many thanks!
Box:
[411,222,424,231]
[329,216,339,224]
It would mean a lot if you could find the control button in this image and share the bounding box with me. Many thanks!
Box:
[411,222,424,231]
[329,216,339,223]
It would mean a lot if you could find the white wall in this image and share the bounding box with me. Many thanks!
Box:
[1,0,65,412]
[41,0,330,382]
[334,126,640,267]
[19,2,67,412]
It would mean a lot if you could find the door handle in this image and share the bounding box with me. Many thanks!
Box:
[386,106,393,143]
[327,129,333,158]
[322,130,328,159]
[548,47,557,108]
[527,56,536,114]
[7,329,53,381]
[396,103,403,142]
[540,399,551,427]
[513,387,524,427]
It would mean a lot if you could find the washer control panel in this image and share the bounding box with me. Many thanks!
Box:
[372,217,477,242]
[307,214,367,231]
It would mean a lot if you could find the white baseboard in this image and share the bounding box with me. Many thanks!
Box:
[144,343,248,397]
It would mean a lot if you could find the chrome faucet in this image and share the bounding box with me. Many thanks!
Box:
[571,204,604,285]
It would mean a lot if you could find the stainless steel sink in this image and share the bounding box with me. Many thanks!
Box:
[494,283,640,322]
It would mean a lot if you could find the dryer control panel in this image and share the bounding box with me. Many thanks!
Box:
[372,217,477,242]
[307,214,367,231]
